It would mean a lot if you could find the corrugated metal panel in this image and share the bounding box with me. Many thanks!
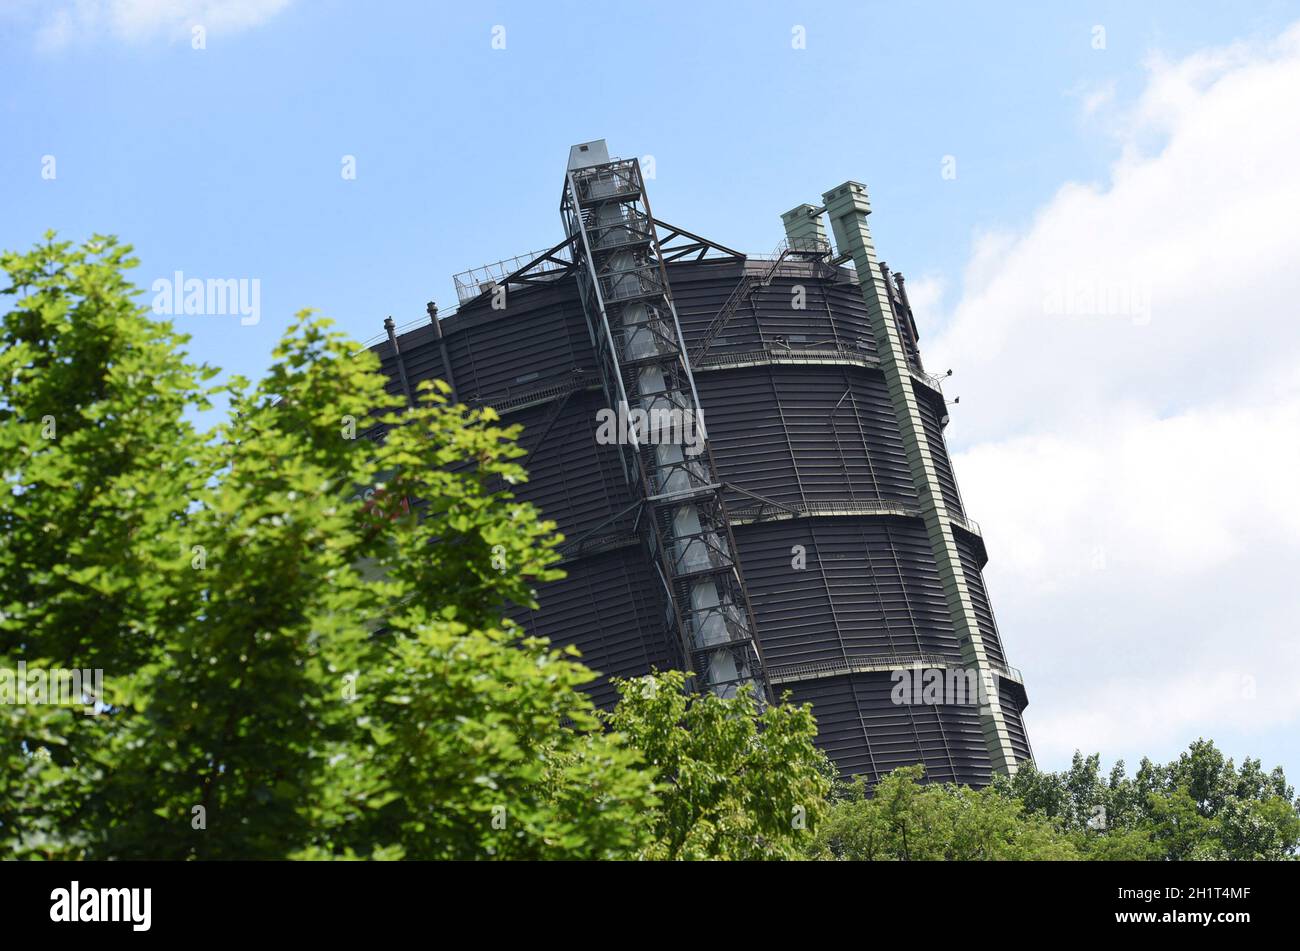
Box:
[369,254,1027,785]
[999,691,1034,765]
[698,365,917,506]
[669,259,881,363]
[734,517,961,667]
[499,392,635,541]
[444,291,595,405]
[784,673,992,785]
[506,544,678,709]
[384,323,447,391]
[914,384,965,518]
[955,534,1007,669]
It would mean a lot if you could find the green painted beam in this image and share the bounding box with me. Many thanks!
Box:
[818,181,1023,777]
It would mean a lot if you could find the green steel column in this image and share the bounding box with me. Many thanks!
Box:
[819,181,1020,776]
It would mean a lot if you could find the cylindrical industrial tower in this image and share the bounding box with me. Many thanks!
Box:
[368,141,1032,785]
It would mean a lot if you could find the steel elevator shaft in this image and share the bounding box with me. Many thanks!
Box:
[560,140,769,700]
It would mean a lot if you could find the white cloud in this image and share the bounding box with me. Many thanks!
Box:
[925,23,1300,766]
[962,398,1300,590]
[1069,79,1117,118]
[29,0,292,49]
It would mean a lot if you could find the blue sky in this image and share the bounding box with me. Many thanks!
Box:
[5,1,1300,778]
[4,1,1292,358]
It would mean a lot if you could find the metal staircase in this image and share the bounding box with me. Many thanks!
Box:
[690,236,833,364]
[560,142,770,700]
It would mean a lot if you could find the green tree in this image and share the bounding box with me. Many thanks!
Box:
[0,235,660,859]
[305,377,656,859]
[0,234,215,857]
[999,739,1300,860]
[809,765,1079,860]
[90,313,416,858]
[605,671,830,860]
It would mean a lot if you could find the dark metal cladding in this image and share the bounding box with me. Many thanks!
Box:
[789,674,992,783]
[510,542,680,710]
[368,201,1031,787]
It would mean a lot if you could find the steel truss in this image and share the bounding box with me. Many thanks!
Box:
[561,155,770,701]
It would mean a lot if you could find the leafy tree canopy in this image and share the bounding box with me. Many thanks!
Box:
[0,234,825,861]
[997,739,1300,860]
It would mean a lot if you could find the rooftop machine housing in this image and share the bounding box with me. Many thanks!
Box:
[367,141,1033,785]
